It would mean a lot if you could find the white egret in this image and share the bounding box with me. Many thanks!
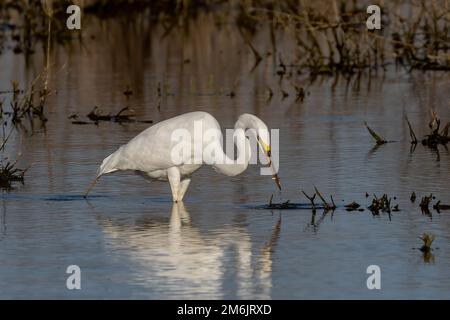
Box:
[84,111,280,202]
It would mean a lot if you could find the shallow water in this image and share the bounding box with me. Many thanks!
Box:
[1,14,450,299]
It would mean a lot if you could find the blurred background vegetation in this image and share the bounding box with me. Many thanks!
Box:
[1,0,449,75]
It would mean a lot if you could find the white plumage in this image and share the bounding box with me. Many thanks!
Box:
[85,111,277,202]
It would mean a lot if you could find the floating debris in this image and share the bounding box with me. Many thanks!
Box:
[345,201,360,212]
[368,194,399,216]
[419,194,433,214]
[433,201,450,213]
[407,112,450,149]
[422,123,450,148]
[265,187,335,211]
[71,120,92,125]
[70,106,153,125]
[88,106,126,122]
[410,192,416,203]
[267,195,293,210]
[264,189,409,217]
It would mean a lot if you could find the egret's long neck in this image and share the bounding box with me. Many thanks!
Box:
[213,128,251,177]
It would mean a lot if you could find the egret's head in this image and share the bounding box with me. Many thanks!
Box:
[235,113,281,190]
[84,151,120,198]
[235,113,271,157]
[97,151,120,178]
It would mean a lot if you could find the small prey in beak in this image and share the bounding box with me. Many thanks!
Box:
[83,177,99,198]
[268,158,282,190]
[258,138,281,191]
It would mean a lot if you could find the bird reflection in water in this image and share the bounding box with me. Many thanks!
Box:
[94,203,281,299]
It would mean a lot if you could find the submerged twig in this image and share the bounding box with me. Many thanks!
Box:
[314,186,336,211]
[301,190,316,213]
[405,116,418,144]
[364,121,387,145]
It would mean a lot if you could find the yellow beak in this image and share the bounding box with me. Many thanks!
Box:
[261,141,271,157]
